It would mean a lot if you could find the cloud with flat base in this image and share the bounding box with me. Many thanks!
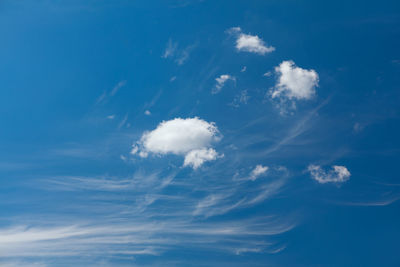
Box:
[227,27,275,55]
[131,117,223,169]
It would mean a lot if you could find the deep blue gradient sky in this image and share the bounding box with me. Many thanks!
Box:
[0,1,400,266]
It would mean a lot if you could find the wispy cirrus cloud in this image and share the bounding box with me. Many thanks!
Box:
[96,80,127,104]
[229,90,250,108]
[162,38,195,65]
[0,216,295,259]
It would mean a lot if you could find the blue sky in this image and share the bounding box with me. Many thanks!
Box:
[0,0,400,266]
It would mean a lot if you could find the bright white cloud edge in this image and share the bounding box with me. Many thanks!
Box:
[213,74,236,94]
[250,165,269,181]
[227,27,275,55]
[308,165,350,184]
[271,60,319,100]
[131,117,222,169]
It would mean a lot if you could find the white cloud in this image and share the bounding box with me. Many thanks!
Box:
[131,117,222,168]
[271,60,319,100]
[183,148,220,169]
[308,165,351,184]
[213,74,235,94]
[250,165,269,181]
[227,27,275,55]
[106,115,115,120]
[241,66,247,72]
[236,34,275,55]
[144,110,151,116]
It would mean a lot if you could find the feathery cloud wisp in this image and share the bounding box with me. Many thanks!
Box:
[162,39,194,65]
[213,74,236,94]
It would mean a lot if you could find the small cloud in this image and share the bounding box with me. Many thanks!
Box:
[162,39,178,59]
[96,80,127,104]
[120,155,127,161]
[183,148,222,169]
[170,76,177,82]
[250,165,269,181]
[226,27,242,35]
[230,90,250,108]
[308,165,351,184]
[96,91,107,104]
[227,27,275,55]
[270,60,318,101]
[162,39,195,65]
[110,80,127,96]
[263,71,272,77]
[106,115,115,120]
[144,110,151,116]
[213,74,236,94]
[241,66,247,72]
[118,113,128,129]
[131,117,222,169]
[235,247,262,255]
[175,45,195,65]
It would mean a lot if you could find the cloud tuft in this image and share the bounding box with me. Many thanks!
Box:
[183,148,221,169]
[308,165,350,184]
[271,60,319,100]
[227,27,275,55]
[131,117,222,169]
[213,74,235,94]
[250,165,269,180]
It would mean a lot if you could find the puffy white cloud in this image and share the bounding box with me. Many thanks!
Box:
[236,33,275,55]
[271,60,319,100]
[250,165,269,181]
[183,148,220,169]
[131,117,222,169]
[308,165,350,184]
[213,74,235,94]
[144,110,151,116]
[227,27,275,55]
